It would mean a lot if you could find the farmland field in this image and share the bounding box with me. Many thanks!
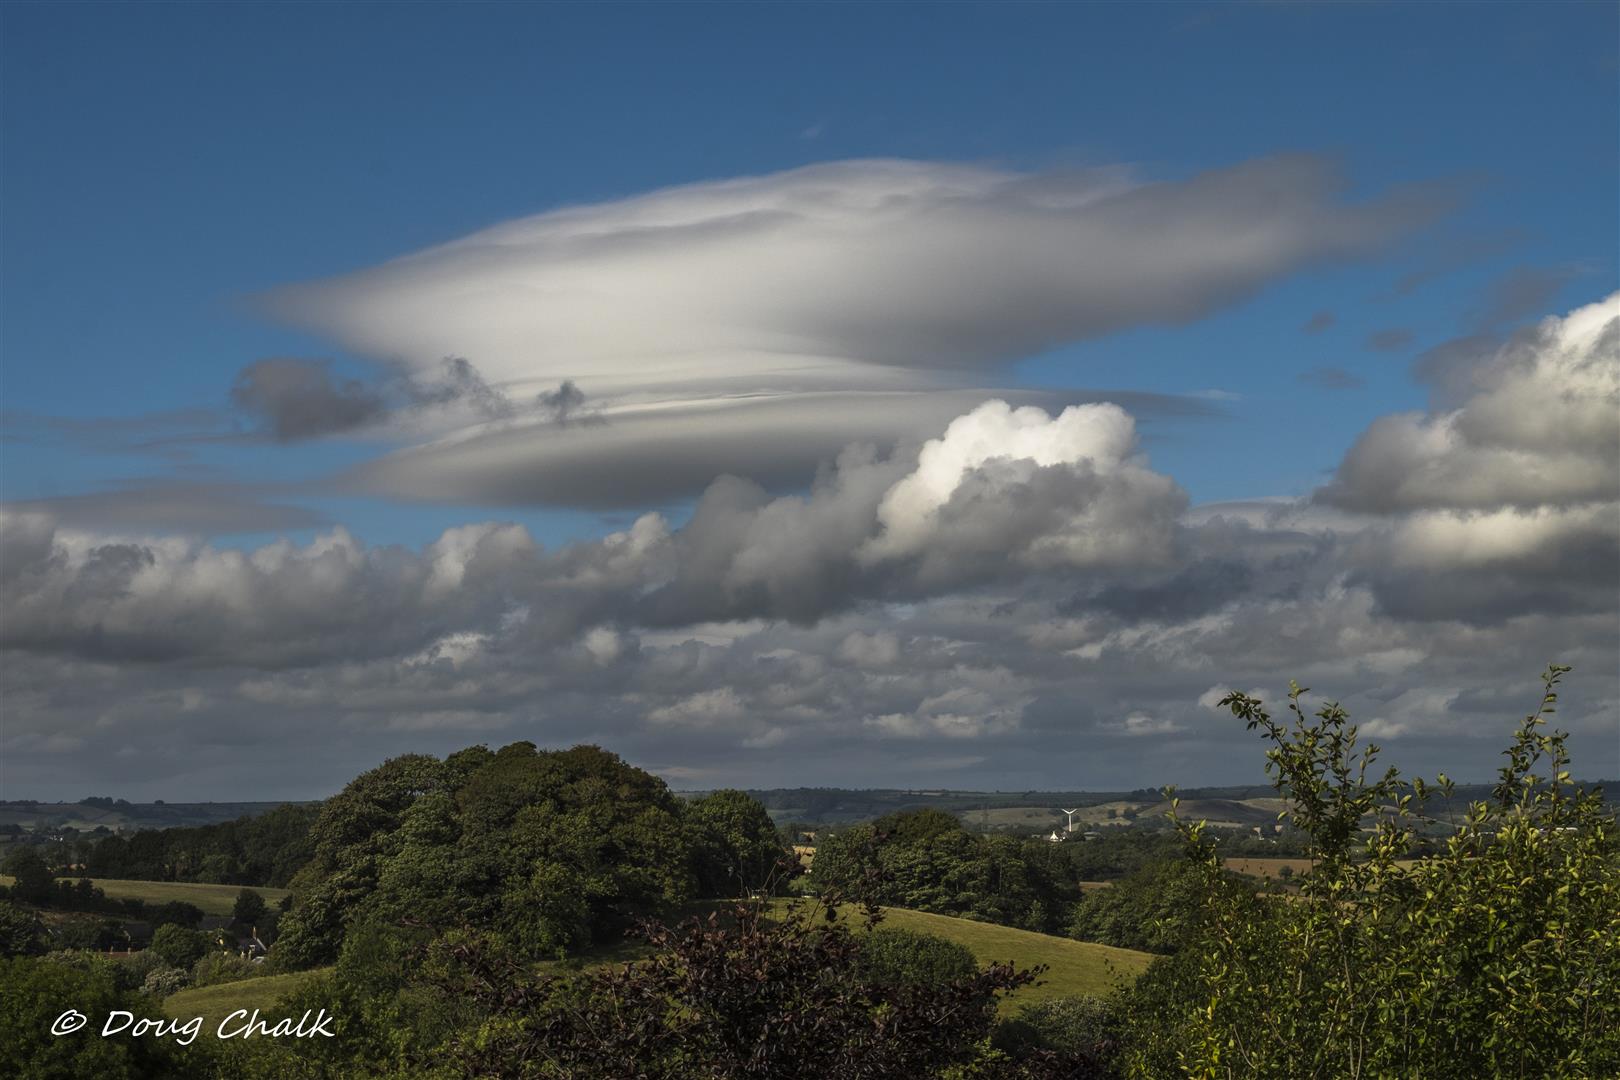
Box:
[1222,857,1315,879]
[0,875,290,915]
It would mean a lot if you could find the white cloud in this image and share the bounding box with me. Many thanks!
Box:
[258,155,1437,508]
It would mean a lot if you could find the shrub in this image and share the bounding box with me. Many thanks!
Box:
[994,994,1124,1078]
[856,927,979,988]
[0,899,44,957]
[191,950,260,988]
[1124,666,1620,1078]
[418,902,1037,1079]
[117,948,168,990]
[0,956,191,1079]
[141,965,190,999]
[150,924,209,969]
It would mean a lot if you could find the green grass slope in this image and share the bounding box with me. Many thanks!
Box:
[804,904,1152,1010]
[161,968,330,1030]
[0,875,291,915]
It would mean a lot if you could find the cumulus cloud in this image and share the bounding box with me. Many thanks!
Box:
[257,154,1440,507]
[1,400,1181,662]
[1321,292,1619,513]
[5,286,1617,796]
[347,387,1207,509]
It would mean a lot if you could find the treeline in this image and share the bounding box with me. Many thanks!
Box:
[82,803,319,888]
[810,807,1094,932]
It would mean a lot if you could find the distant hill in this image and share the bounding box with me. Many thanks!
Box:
[697,782,1617,829]
[0,800,313,833]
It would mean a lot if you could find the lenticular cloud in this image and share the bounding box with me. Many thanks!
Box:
[262,155,1441,508]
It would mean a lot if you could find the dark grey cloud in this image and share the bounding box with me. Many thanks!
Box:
[405,356,516,418]
[1298,366,1364,390]
[231,358,387,441]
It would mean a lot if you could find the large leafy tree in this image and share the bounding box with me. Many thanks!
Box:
[686,788,793,896]
[274,743,742,969]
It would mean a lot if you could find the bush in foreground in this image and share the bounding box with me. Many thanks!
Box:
[1123,665,1620,1078]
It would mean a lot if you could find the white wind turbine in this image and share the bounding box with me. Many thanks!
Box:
[1060,808,1081,833]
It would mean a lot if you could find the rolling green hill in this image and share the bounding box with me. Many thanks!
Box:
[162,969,330,1030]
[833,905,1152,1009]
[159,902,1152,1035]
[0,875,289,916]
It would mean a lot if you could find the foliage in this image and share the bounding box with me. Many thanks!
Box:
[0,956,194,1078]
[233,887,269,928]
[151,923,210,969]
[0,897,45,956]
[993,994,1122,1076]
[856,926,979,987]
[149,899,206,929]
[142,964,191,999]
[51,914,127,951]
[1124,665,1620,1079]
[84,803,318,888]
[274,743,748,969]
[190,950,261,988]
[1066,858,1242,954]
[686,788,794,896]
[811,811,1079,932]
[3,846,55,902]
[419,901,1039,1079]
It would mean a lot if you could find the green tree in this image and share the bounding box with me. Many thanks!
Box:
[1066,858,1239,954]
[232,887,268,928]
[2,847,54,904]
[686,789,791,896]
[150,923,209,969]
[0,956,193,1079]
[275,743,701,970]
[1122,665,1620,1078]
[0,900,45,957]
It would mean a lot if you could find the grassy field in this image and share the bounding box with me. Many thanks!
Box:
[805,903,1152,1010]
[162,969,330,1029]
[158,902,1152,1032]
[0,875,290,915]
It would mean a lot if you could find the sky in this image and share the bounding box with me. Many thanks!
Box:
[1,2,1616,801]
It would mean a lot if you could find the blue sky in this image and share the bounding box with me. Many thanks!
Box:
[2,3,1616,799]
[3,2,1614,547]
